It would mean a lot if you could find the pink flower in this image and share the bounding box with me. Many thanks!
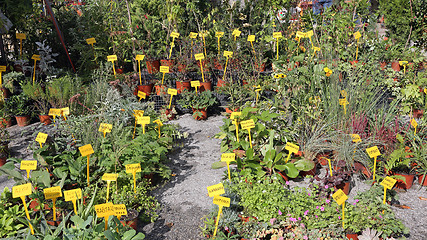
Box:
[298,217,301,221]
[338,216,341,219]
[286,181,290,185]
[279,238,284,240]
[353,202,357,206]
[316,206,319,209]
[326,199,330,204]
[270,218,276,225]
[315,215,318,218]
[379,215,382,219]
[287,214,291,216]
[325,185,329,189]
[304,210,309,216]
[303,236,308,240]
[355,199,359,203]
[320,207,325,211]
[225,226,229,231]
[289,217,297,222]
[308,193,311,196]
[278,210,282,215]
[301,223,305,228]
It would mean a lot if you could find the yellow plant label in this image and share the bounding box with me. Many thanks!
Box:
[20,160,37,171]
[313,46,320,51]
[354,31,361,40]
[170,32,180,38]
[221,153,235,162]
[86,38,96,44]
[154,119,163,126]
[232,29,241,37]
[273,32,283,39]
[332,189,348,205]
[48,108,62,116]
[0,66,6,72]
[240,119,255,130]
[399,61,408,66]
[107,55,117,62]
[160,66,169,73]
[381,176,397,190]
[215,32,224,37]
[137,91,146,100]
[207,183,225,197]
[133,110,144,118]
[296,31,305,38]
[16,33,26,40]
[351,134,361,143]
[247,35,255,42]
[230,112,241,120]
[223,51,233,57]
[168,88,177,95]
[44,186,62,200]
[61,107,70,116]
[102,173,118,181]
[285,142,299,154]
[32,54,41,61]
[189,32,198,39]
[99,123,113,133]
[195,53,205,60]
[305,30,314,38]
[339,98,349,105]
[274,74,286,78]
[340,90,347,98]
[12,183,32,198]
[191,80,200,87]
[64,188,82,201]
[126,163,142,173]
[198,31,208,38]
[410,119,418,128]
[35,132,48,143]
[95,202,114,218]
[137,116,150,125]
[135,54,145,61]
[113,204,127,216]
[366,146,381,158]
[213,195,230,207]
[79,144,94,157]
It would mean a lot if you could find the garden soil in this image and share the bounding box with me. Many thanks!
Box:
[1,116,426,239]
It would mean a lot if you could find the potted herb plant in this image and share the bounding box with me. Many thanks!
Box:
[21,81,52,125]
[2,71,25,98]
[0,102,13,128]
[7,94,33,126]
[177,90,217,120]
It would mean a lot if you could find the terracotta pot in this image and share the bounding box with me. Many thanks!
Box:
[300,165,317,177]
[15,115,31,127]
[394,173,415,189]
[1,87,10,99]
[120,209,138,230]
[134,84,154,97]
[354,162,371,178]
[379,62,387,70]
[29,198,41,211]
[350,60,359,66]
[160,59,175,72]
[155,85,167,96]
[0,156,6,167]
[391,61,400,71]
[199,81,212,92]
[1,118,13,128]
[216,78,226,87]
[116,68,124,74]
[146,60,160,74]
[317,153,330,166]
[225,108,239,114]
[176,81,191,94]
[346,233,359,240]
[192,108,207,120]
[335,181,350,195]
[417,174,427,186]
[39,115,52,125]
[413,109,424,119]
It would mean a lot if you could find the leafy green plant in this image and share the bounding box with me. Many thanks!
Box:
[7,94,33,116]
[177,89,217,110]
[0,187,26,238]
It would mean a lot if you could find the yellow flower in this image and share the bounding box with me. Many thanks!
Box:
[324,67,332,77]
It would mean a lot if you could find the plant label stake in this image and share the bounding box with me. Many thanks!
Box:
[137,91,146,102]
[79,144,94,186]
[191,80,200,93]
[213,195,230,237]
[222,51,233,82]
[12,183,34,234]
[340,90,347,98]
[20,160,37,179]
[311,46,320,60]
[410,118,417,136]
[102,173,118,202]
[353,31,361,61]
[230,112,241,142]
[31,54,40,84]
[16,33,26,57]
[380,176,397,204]
[285,142,299,163]
[95,202,114,230]
[48,108,62,122]
[35,132,48,148]
[351,134,361,161]
[189,32,198,56]
[273,32,283,60]
[207,183,225,197]
[107,55,118,76]
[167,88,177,109]
[154,119,163,138]
[99,123,112,138]
[247,35,256,56]
[195,53,205,82]
[60,107,70,120]
[86,38,97,63]
[126,163,141,193]
[399,61,408,74]
[135,54,145,85]
[169,32,180,59]
[240,119,255,149]
[305,30,314,48]
[113,204,127,221]
[221,153,236,180]
[232,29,241,41]
[215,32,224,55]
[366,146,381,181]
[332,189,348,229]
[254,85,261,104]
[296,31,305,48]
[160,66,169,85]
[0,66,6,87]
[137,116,150,134]
[339,98,349,115]
[44,186,62,221]
[64,188,82,214]
[199,31,208,57]
[132,110,144,139]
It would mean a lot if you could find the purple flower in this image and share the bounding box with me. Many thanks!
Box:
[320,207,325,211]
[326,199,330,204]
[325,185,329,189]
[278,210,282,215]
[316,206,319,209]
[353,202,357,206]
[315,215,318,218]
[298,217,301,221]
[303,236,308,240]
[304,210,309,216]
[308,193,311,196]
[289,217,297,222]
[270,218,276,225]
[286,181,290,185]
[379,215,382,219]
[338,216,341,219]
